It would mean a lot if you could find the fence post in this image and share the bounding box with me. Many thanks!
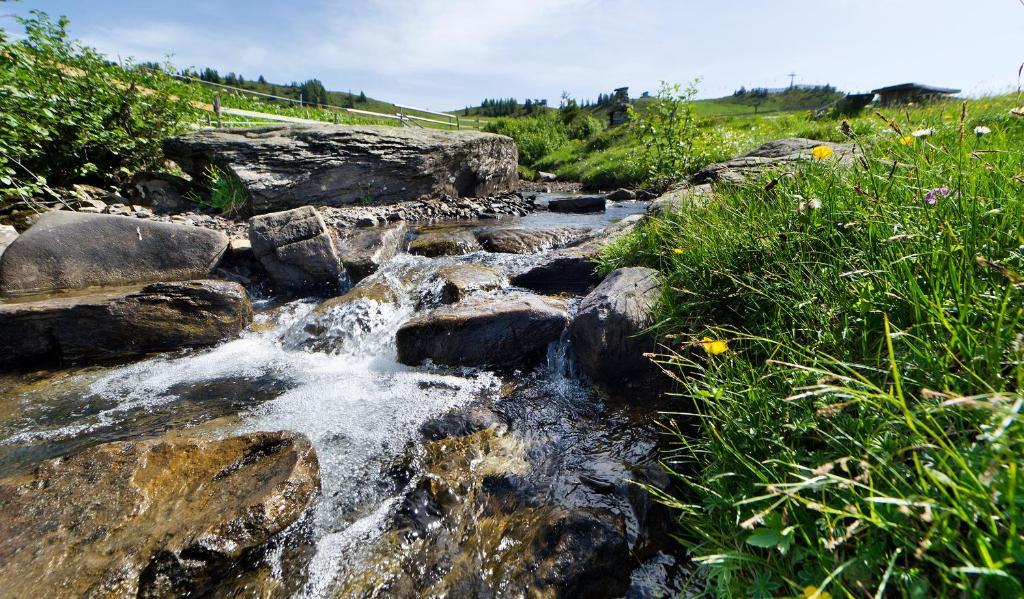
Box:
[400,106,405,126]
[213,94,222,128]
[334,111,339,125]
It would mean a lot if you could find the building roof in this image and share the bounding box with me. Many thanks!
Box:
[871,83,961,95]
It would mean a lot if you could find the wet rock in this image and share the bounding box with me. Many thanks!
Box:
[530,507,630,598]
[570,267,660,391]
[336,224,407,283]
[0,212,229,295]
[408,229,480,257]
[548,195,607,213]
[433,263,505,303]
[420,406,507,441]
[537,171,558,182]
[132,173,194,214]
[396,292,567,367]
[217,237,266,287]
[0,225,17,257]
[0,280,252,369]
[691,138,855,185]
[647,183,714,215]
[249,206,345,294]
[474,226,589,254]
[512,215,644,295]
[164,125,519,214]
[0,431,320,598]
[607,188,637,201]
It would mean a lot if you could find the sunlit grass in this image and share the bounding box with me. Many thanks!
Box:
[601,95,1024,597]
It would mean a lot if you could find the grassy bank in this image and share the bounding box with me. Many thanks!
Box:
[601,95,1024,597]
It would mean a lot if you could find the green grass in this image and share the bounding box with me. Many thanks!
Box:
[600,94,1024,597]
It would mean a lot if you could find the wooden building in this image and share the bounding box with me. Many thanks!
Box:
[871,83,960,106]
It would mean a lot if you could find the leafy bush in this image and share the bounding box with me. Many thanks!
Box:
[484,111,569,165]
[565,113,603,141]
[0,11,200,202]
[602,97,1024,597]
[627,80,721,185]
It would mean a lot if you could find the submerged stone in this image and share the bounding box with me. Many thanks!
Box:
[0,431,320,597]
[474,226,589,254]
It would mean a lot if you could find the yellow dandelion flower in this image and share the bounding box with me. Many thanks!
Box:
[701,337,728,355]
[898,136,914,146]
[810,145,833,161]
[803,586,832,599]
[673,248,684,255]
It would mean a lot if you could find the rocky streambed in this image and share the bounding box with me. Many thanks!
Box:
[0,193,694,598]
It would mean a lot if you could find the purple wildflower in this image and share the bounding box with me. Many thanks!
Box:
[924,187,951,205]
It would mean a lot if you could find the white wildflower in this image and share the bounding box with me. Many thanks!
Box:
[974,126,991,136]
[911,128,934,138]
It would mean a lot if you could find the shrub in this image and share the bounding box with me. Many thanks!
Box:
[185,165,247,215]
[627,80,721,185]
[565,113,603,140]
[484,112,568,166]
[602,97,1024,597]
[0,11,200,202]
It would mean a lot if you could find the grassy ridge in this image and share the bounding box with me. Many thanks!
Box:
[600,95,1024,597]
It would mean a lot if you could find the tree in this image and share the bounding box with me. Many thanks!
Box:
[358,90,367,103]
[257,74,266,84]
[298,79,328,106]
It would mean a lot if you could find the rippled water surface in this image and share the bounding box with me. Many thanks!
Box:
[0,197,690,597]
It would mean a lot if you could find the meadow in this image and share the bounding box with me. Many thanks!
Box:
[599,94,1024,597]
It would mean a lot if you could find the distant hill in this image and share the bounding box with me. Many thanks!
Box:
[172,66,400,116]
[693,85,845,117]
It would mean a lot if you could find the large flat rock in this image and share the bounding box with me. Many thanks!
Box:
[691,138,855,185]
[475,227,589,254]
[164,125,519,214]
[0,211,228,295]
[396,292,567,367]
[0,279,252,369]
[0,431,320,597]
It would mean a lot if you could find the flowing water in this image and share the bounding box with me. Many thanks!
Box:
[0,198,693,597]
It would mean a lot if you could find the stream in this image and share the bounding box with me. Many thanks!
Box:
[0,196,693,598]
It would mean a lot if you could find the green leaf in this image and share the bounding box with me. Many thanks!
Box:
[746,528,784,548]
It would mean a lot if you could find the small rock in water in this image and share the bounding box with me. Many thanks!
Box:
[336,223,407,283]
[606,188,637,202]
[548,196,606,213]
[474,227,589,254]
[432,263,505,303]
[407,229,480,257]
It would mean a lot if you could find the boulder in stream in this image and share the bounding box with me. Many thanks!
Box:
[569,267,661,391]
[0,279,252,369]
[396,292,567,367]
[0,431,320,597]
[249,206,345,294]
[512,215,644,295]
[164,125,519,214]
[474,227,589,254]
[0,211,228,295]
[433,263,505,303]
[336,224,407,283]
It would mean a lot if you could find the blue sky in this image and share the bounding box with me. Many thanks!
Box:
[9,1,1024,110]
